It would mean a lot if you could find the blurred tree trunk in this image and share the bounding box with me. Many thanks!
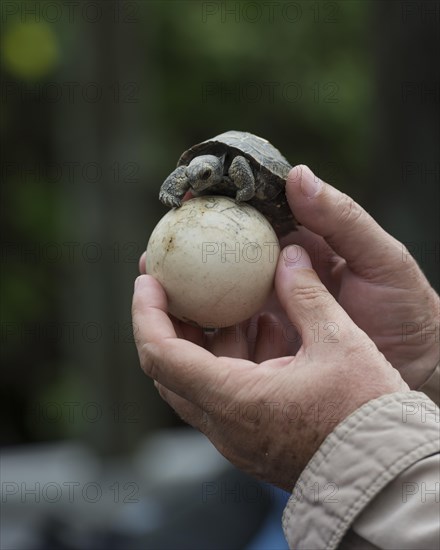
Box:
[54,2,163,455]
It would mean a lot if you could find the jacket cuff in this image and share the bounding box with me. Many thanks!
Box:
[418,363,440,405]
[282,391,440,550]
[351,453,440,549]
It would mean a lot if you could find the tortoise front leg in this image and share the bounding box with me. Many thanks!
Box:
[159,166,189,208]
[228,155,256,202]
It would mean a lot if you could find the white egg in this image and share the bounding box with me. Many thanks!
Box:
[146,196,280,328]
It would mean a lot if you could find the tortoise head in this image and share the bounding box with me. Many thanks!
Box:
[186,155,224,192]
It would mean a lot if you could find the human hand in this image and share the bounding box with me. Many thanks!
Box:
[275,166,439,389]
[132,250,409,491]
[139,166,439,388]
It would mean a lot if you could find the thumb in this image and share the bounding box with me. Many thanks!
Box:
[286,165,406,277]
[275,245,349,347]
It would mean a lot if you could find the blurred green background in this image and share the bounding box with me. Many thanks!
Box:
[1,0,438,544]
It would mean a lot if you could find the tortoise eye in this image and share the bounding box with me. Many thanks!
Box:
[201,170,211,180]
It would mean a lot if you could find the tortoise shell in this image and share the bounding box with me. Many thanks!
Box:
[178,130,296,236]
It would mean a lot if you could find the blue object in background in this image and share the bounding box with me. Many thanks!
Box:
[246,485,290,550]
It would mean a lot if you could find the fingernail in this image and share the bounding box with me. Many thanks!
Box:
[283,245,312,269]
[299,165,322,198]
[134,275,147,291]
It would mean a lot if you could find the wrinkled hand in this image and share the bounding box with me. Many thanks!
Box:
[278,166,439,389]
[133,248,408,491]
[139,166,439,388]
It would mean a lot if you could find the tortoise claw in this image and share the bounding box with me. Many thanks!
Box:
[235,187,255,202]
[159,190,182,208]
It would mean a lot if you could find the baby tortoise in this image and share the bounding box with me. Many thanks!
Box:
[159,130,297,236]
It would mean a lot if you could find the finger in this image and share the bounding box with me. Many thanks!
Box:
[252,289,303,355]
[208,321,250,359]
[170,315,205,346]
[287,226,345,297]
[253,313,288,363]
[139,252,147,274]
[180,321,205,347]
[155,382,206,428]
[132,275,177,343]
[286,165,409,279]
[275,245,350,347]
[132,275,239,405]
[260,356,295,369]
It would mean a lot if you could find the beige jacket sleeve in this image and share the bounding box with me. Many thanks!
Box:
[282,364,440,550]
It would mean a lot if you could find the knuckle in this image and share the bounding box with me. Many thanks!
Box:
[139,342,161,379]
[399,241,420,269]
[336,193,364,227]
[131,300,142,323]
[289,285,331,308]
